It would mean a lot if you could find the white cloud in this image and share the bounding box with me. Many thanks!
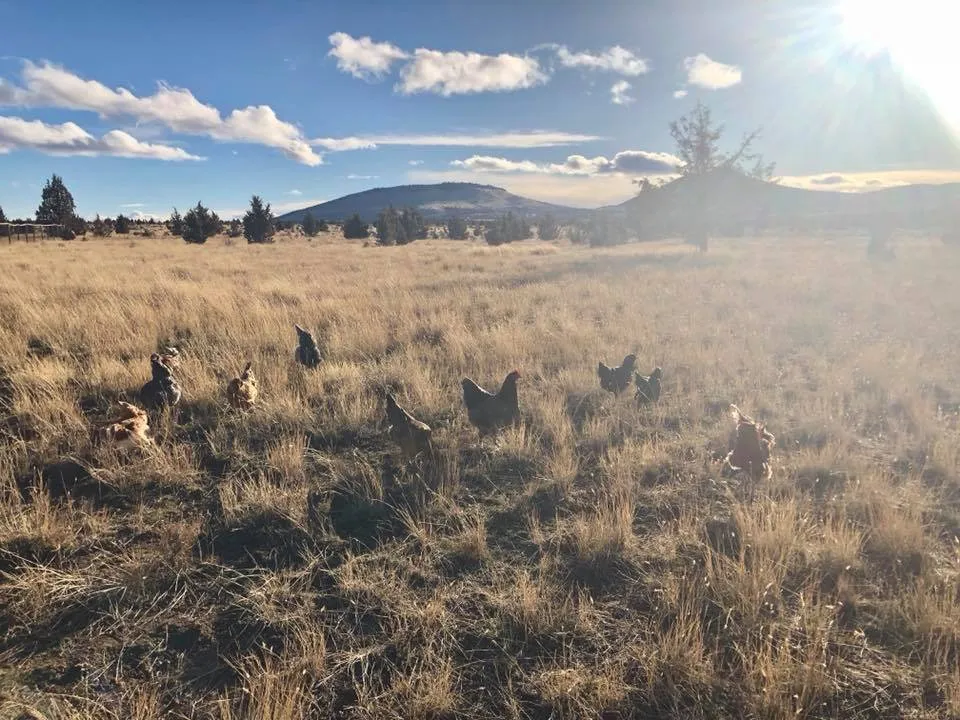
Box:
[0,115,202,160]
[120,202,145,208]
[327,32,408,80]
[347,174,378,180]
[409,168,637,208]
[673,89,688,99]
[683,54,742,89]
[556,45,648,76]
[451,150,681,176]
[311,130,602,150]
[1,62,321,165]
[397,49,547,96]
[780,169,960,192]
[214,105,320,165]
[408,159,423,166]
[286,189,303,196]
[610,80,634,105]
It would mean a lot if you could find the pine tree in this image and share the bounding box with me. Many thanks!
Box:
[447,216,468,240]
[302,212,320,238]
[114,214,131,234]
[375,206,401,246]
[343,214,369,239]
[182,202,221,244]
[537,214,559,241]
[168,208,184,236]
[36,175,77,235]
[242,195,275,244]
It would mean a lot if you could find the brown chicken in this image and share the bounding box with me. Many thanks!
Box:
[461,370,521,436]
[94,401,153,450]
[598,353,637,395]
[385,393,433,458]
[227,361,258,411]
[725,404,776,480]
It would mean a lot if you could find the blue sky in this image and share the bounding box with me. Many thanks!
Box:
[1,0,958,219]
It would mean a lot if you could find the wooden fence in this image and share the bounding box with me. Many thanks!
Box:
[0,223,66,243]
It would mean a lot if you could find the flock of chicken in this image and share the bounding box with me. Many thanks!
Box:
[93,325,776,481]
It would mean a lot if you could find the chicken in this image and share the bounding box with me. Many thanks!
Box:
[294,324,322,368]
[461,370,521,436]
[227,361,258,411]
[598,353,637,395]
[140,353,182,408]
[385,393,432,458]
[725,404,776,480]
[634,367,663,404]
[94,401,153,450]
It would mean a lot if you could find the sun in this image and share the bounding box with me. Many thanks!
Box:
[836,0,960,128]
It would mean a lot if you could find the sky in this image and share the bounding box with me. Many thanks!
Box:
[1,0,959,219]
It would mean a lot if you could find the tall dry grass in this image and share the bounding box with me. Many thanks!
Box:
[0,230,957,718]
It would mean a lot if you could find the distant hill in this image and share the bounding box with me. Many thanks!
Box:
[608,169,960,235]
[277,182,588,223]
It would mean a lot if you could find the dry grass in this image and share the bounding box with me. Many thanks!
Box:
[0,229,958,718]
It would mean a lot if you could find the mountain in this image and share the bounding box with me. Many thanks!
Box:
[277,182,588,223]
[612,169,960,234]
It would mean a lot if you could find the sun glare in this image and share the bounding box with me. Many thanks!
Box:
[837,0,959,130]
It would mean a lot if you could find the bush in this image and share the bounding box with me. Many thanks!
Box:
[243,195,275,244]
[447,216,468,240]
[228,219,242,237]
[91,214,114,237]
[182,202,221,244]
[168,208,184,237]
[537,213,559,241]
[343,214,369,239]
[399,208,426,244]
[302,212,320,237]
[317,218,329,232]
[114,214,131,234]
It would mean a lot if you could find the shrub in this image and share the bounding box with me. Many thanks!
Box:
[567,224,588,245]
[343,214,369,239]
[228,219,242,237]
[537,214,559,241]
[317,218,329,232]
[588,217,629,248]
[114,214,131,235]
[243,195,275,244]
[182,202,221,244]
[447,216,468,240]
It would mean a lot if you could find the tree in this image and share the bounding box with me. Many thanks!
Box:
[228,219,243,237]
[91,214,114,237]
[242,195,275,244]
[375,206,402,246]
[182,202,221,244]
[447,216,468,240]
[343,213,369,239]
[302,212,320,237]
[168,208,184,237]
[669,101,775,180]
[0,205,6,223]
[36,174,77,236]
[484,212,530,245]
[114,214,131,234]
[537,213,559,241]
[399,208,426,244]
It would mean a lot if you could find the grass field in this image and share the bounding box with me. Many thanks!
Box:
[0,230,958,719]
